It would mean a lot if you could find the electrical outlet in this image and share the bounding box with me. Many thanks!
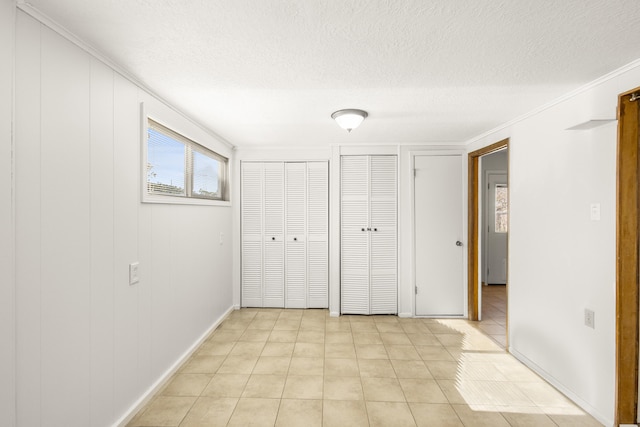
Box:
[129,262,139,285]
[584,309,595,329]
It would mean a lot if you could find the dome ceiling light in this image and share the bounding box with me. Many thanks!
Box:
[331,109,368,133]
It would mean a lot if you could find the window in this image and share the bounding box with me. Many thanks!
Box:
[495,184,508,233]
[146,118,228,202]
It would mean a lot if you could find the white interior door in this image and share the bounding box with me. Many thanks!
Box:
[486,173,508,285]
[414,155,464,316]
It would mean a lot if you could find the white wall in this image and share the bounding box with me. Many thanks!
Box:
[13,10,234,427]
[0,1,15,426]
[467,62,640,426]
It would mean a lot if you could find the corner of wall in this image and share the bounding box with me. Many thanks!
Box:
[0,1,16,425]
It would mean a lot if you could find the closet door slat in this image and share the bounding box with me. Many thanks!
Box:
[307,162,328,308]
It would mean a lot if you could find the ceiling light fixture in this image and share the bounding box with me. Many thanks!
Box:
[331,109,368,133]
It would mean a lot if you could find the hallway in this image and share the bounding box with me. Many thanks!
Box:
[480,284,507,348]
[128,309,602,427]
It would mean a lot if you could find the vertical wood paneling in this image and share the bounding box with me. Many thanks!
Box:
[14,12,236,427]
[0,1,14,424]
[89,58,115,426]
[14,12,42,426]
[150,206,177,372]
[112,73,140,416]
[40,25,92,426]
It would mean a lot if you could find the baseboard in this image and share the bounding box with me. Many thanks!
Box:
[509,347,613,427]
[398,312,413,318]
[113,305,235,427]
[329,311,340,317]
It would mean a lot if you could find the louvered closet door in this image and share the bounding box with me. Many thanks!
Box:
[341,156,371,314]
[241,162,264,307]
[263,163,285,307]
[285,163,307,308]
[369,156,398,314]
[307,162,329,308]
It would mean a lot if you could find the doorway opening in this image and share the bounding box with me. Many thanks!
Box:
[479,150,508,346]
[467,139,509,347]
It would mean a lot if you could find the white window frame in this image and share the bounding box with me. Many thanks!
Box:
[141,102,232,206]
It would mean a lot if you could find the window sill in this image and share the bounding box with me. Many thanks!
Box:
[142,194,231,207]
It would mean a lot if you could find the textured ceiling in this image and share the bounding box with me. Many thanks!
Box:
[22,0,640,147]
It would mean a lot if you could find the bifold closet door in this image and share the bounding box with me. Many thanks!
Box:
[241,162,284,308]
[369,156,397,314]
[241,161,328,309]
[341,156,370,314]
[341,155,397,315]
[263,163,285,307]
[240,162,263,307]
[285,163,306,308]
[307,162,329,308]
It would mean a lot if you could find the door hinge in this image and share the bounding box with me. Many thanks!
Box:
[414,169,417,177]
[415,286,418,295]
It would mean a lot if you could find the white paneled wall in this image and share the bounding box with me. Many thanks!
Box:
[13,11,234,427]
[0,0,15,426]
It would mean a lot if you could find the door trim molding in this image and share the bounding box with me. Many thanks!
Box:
[615,86,640,425]
[467,139,509,321]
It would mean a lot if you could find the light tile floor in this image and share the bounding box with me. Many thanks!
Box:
[128,309,603,427]
[480,284,507,348]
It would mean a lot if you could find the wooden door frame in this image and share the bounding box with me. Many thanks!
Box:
[467,139,509,321]
[616,87,639,426]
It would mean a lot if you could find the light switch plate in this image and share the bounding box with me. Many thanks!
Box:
[590,203,600,221]
[584,309,595,329]
[129,262,139,285]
